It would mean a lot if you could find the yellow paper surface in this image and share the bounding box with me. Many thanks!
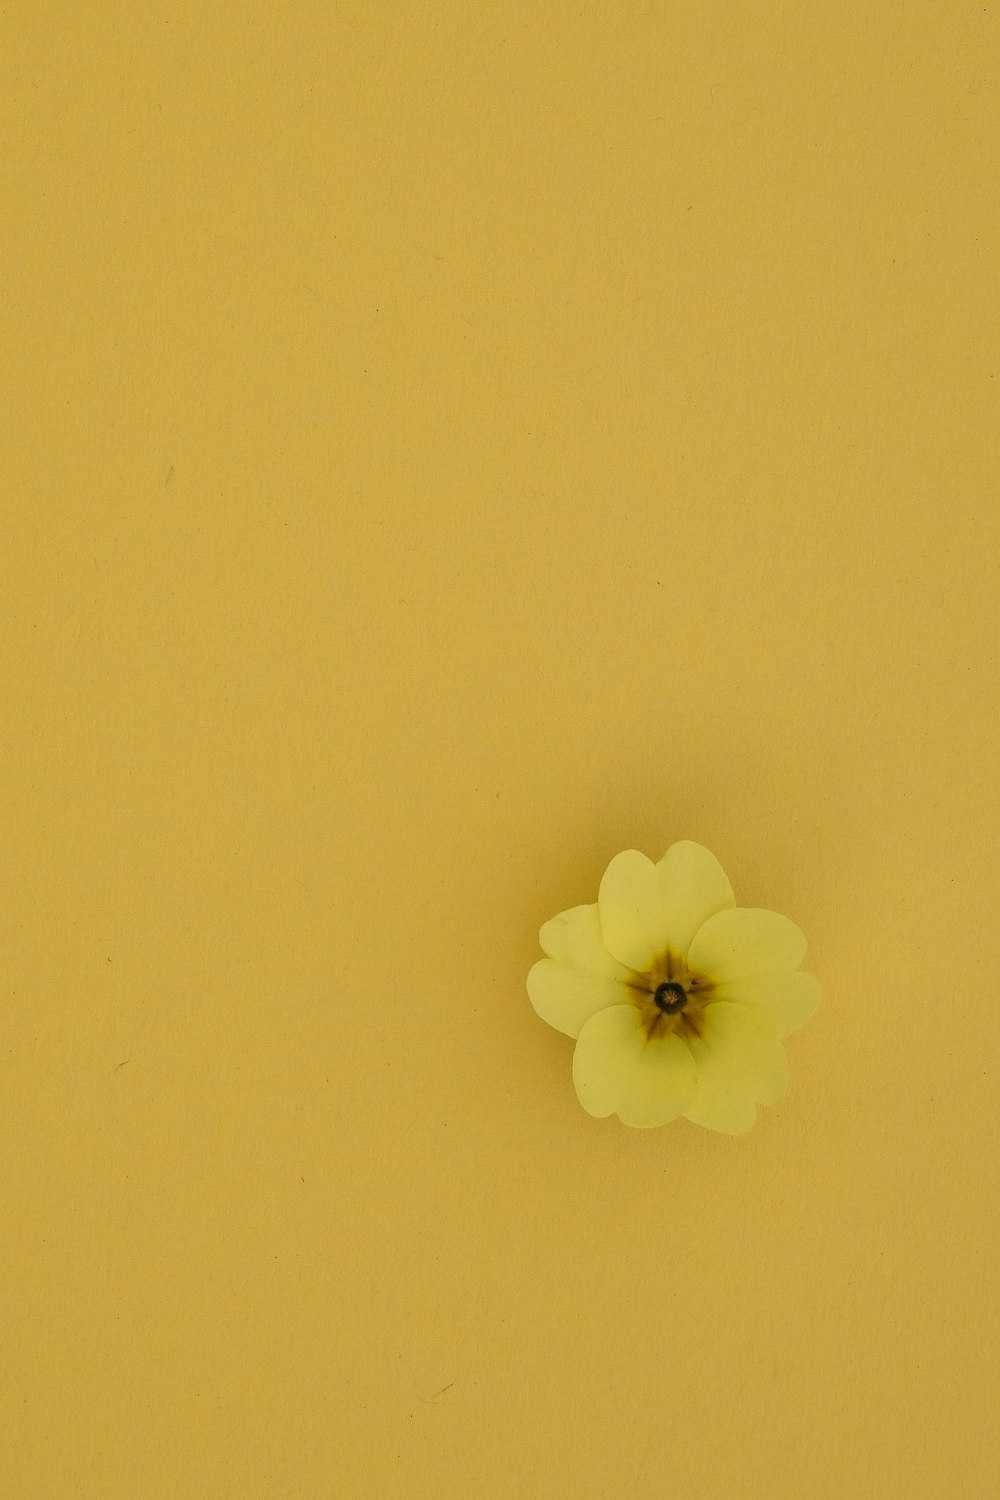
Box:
[3,4,998,1495]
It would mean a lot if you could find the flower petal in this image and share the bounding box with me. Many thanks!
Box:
[598,843,736,972]
[687,906,807,985]
[572,1005,698,1127]
[527,960,634,1039]
[711,970,821,1038]
[654,840,736,957]
[684,1001,789,1135]
[538,903,633,981]
[597,850,665,970]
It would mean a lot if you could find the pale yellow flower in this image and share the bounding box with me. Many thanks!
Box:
[526,841,819,1134]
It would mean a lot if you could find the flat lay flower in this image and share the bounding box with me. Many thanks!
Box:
[526,841,819,1134]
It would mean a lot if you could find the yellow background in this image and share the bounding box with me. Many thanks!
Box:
[3,3,998,1496]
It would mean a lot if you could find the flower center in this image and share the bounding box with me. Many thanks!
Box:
[652,981,688,1014]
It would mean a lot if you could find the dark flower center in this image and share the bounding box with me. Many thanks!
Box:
[653,981,688,1014]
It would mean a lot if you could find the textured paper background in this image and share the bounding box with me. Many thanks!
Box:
[3,4,998,1496]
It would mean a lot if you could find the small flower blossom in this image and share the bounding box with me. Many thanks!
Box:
[527,841,819,1134]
